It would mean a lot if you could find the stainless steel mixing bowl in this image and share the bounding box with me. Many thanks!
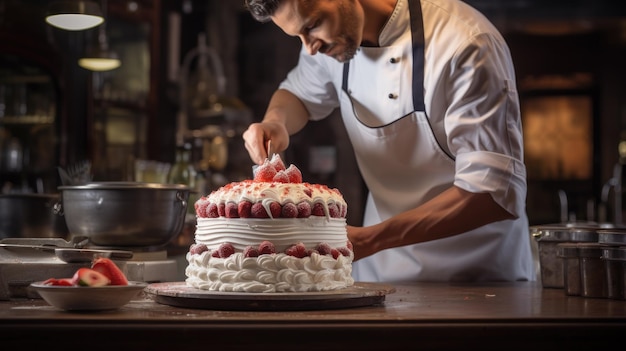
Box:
[57,182,190,248]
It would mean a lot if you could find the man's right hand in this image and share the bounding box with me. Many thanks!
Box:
[242,121,290,165]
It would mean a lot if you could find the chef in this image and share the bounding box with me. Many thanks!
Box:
[242,0,535,282]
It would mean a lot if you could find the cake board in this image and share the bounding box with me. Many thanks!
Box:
[145,282,395,311]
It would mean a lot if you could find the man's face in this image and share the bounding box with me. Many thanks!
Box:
[272,0,363,62]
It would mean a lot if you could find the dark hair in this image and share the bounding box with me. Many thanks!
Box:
[244,0,283,23]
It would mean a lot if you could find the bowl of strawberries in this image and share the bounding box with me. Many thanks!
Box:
[30,257,147,311]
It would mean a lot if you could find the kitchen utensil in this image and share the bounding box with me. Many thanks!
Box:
[602,246,626,300]
[531,224,599,288]
[0,193,70,239]
[57,182,190,247]
[0,243,133,263]
[252,139,273,177]
[30,281,148,311]
[58,160,92,185]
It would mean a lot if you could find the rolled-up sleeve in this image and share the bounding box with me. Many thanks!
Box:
[438,33,527,217]
[455,151,526,217]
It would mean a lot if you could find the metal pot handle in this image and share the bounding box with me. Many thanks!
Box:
[172,191,188,230]
[177,191,187,210]
[530,227,544,240]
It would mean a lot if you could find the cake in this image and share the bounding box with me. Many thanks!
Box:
[185,155,354,293]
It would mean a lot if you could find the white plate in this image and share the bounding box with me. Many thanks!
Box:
[30,281,148,311]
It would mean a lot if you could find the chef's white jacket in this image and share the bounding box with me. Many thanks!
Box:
[279,0,535,282]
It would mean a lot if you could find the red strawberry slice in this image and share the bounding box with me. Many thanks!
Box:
[91,257,129,286]
[254,160,277,182]
[269,154,286,171]
[43,278,74,286]
[284,164,302,183]
[272,170,289,183]
[73,267,111,287]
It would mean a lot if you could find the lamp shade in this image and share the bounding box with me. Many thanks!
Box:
[46,1,104,31]
[78,48,121,71]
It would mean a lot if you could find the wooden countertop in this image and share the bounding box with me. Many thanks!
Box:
[2,281,625,350]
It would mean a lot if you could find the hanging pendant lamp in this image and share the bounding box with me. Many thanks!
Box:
[46,1,104,31]
[78,22,121,71]
[78,0,120,71]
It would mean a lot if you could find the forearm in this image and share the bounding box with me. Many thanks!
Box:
[349,186,515,259]
[263,89,310,135]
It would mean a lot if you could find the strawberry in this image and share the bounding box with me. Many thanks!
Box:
[284,242,308,258]
[281,202,298,218]
[268,201,282,218]
[337,247,352,257]
[194,197,210,217]
[243,246,260,258]
[297,201,311,218]
[284,164,302,183]
[253,161,277,182]
[43,278,74,286]
[91,257,129,286]
[251,202,269,218]
[312,203,326,216]
[258,240,276,255]
[225,202,239,218]
[331,249,340,259]
[217,203,226,217]
[73,268,111,287]
[190,243,208,255]
[328,203,340,218]
[269,154,286,171]
[272,170,289,183]
[238,200,253,218]
[207,203,219,218]
[315,242,333,256]
[218,243,235,258]
[303,188,312,197]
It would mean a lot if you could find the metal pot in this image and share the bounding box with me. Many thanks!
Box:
[531,223,599,289]
[0,194,70,239]
[57,182,190,248]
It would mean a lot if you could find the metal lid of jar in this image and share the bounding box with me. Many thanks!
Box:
[576,243,606,258]
[602,246,626,261]
[597,229,626,246]
[531,224,599,242]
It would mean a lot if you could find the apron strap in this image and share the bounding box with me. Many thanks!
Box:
[408,0,425,111]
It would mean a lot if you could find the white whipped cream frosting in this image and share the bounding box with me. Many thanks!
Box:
[185,250,354,293]
[186,217,354,292]
[194,217,348,252]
